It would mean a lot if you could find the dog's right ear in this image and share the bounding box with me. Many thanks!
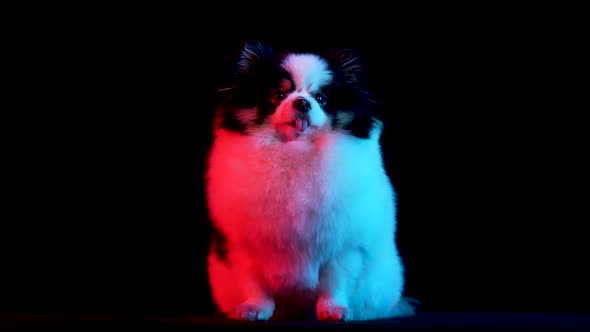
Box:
[236,39,275,75]
[215,40,275,97]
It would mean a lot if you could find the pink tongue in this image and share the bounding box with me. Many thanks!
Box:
[295,119,309,132]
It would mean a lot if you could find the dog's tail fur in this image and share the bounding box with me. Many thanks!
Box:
[392,297,421,317]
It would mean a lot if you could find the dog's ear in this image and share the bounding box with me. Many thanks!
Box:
[322,48,366,89]
[216,40,275,95]
[236,39,275,75]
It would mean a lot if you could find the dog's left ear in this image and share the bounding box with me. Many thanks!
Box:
[322,48,366,88]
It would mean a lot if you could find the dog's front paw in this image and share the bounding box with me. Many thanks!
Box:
[316,297,351,322]
[229,299,275,321]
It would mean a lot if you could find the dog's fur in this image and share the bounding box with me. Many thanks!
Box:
[205,40,414,321]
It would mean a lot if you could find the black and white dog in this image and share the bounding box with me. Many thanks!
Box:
[205,40,413,321]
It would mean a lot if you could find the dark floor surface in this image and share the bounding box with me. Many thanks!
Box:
[2,312,590,332]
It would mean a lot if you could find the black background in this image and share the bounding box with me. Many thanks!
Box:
[3,6,587,318]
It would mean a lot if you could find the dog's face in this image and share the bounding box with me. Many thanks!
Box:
[215,41,379,141]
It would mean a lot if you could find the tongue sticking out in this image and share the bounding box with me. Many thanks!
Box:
[295,119,309,132]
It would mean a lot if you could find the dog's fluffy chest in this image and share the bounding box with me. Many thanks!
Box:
[206,129,387,257]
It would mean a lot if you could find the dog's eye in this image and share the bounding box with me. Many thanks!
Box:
[271,89,286,105]
[314,92,327,106]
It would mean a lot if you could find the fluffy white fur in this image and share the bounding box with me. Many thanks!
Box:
[206,51,412,321]
[281,53,332,92]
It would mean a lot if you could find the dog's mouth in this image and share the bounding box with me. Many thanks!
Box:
[275,113,316,141]
[288,112,312,133]
[290,118,309,132]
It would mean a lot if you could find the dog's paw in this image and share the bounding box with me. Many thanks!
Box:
[316,297,351,322]
[229,300,275,321]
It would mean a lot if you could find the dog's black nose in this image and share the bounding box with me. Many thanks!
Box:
[293,98,312,112]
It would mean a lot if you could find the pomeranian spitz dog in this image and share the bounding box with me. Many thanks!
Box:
[205,40,414,321]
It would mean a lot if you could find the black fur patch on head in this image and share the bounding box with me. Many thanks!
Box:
[215,40,290,134]
[322,48,378,139]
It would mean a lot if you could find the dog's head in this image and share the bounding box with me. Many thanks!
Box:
[214,40,380,142]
